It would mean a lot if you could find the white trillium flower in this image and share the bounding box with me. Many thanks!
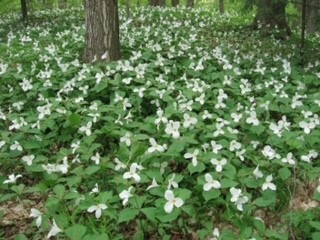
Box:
[22,155,35,166]
[10,141,23,151]
[87,203,108,219]
[148,138,165,153]
[119,186,133,206]
[123,163,141,182]
[262,145,280,160]
[183,113,198,129]
[165,120,181,139]
[30,208,42,228]
[0,140,5,149]
[211,158,227,172]
[203,173,221,191]
[229,140,241,152]
[79,121,92,136]
[3,174,22,184]
[147,178,159,190]
[91,152,100,165]
[262,175,277,191]
[253,165,263,179]
[47,219,62,239]
[299,121,316,134]
[230,187,248,211]
[184,149,199,166]
[210,141,222,154]
[114,158,127,171]
[164,190,184,213]
[89,183,99,195]
[120,132,131,146]
[281,152,295,165]
[167,174,179,189]
[246,111,259,126]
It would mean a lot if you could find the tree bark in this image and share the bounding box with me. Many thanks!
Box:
[84,0,121,63]
[126,0,131,18]
[172,0,179,7]
[219,0,224,14]
[150,0,166,7]
[187,0,194,8]
[254,0,291,35]
[58,0,68,9]
[21,0,28,25]
[306,0,318,33]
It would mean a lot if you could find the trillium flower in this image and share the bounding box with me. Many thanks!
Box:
[119,186,133,206]
[91,152,100,165]
[262,145,280,160]
[164,190,184,213]
[114,158,127,171]
[0,140,5,149]
[148,138,165,153]
[230,187,248,211]
[229,140,241,152]
[165,120,181,139]
[167,174,179,189]
[3,174,22,184]
[10,141,23,151]
[87,203,108,219]
[281,152,295,165]
[210,141,222,154]
[89,183,99,195]
[120,132,131,146]
[262,175,277,191]
[79,121,92,136]
[246,111,259,126]
[155,108,168,126]
[253,165,263,179]
[183,113,198,129]
[211,158,227,172]
[123,163,141,182]
[184,149,199,166]
[203,173,221,191]
[30,208,42,228]
[146,178,159,190]
[22,155,35,166]
[299,121,316,134]
[47,219,62,239]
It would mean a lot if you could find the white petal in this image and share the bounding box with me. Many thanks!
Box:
[174,198,184,208]
[95,208,102,219]
[164,202,174,213]
[87,206,97,213]
[203,183,212,191]
[36,216,42,228]
[164,190,174,201]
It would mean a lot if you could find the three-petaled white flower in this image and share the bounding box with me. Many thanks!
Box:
[120,132,131,146]
[211,158,227,172]
[47,219,62,239]
[262,145,280,160]
[148,138,166,153]
[183,113,198,129]
[262,175,276,191]
[114,158,127,171]
[299,121,316,134]
[79,121,92,136]
[123,163,142,182]
[3,174,22,184]
[246,111,259,126]
[119,186,133,206]
[30,208,42,228]
[210,141,222,154]
[165,120,181,139]
[91,152,100,165]
[87,203,108,219]
[229,140,241,152]
[22,155,35,166]
[184,149,199,166]
[203,173,221,191]
[164,190,184,213]
[10,141,23,151]
[281,152,295,165]
[230,187,248,211]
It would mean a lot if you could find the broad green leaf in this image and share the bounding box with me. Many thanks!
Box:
[65,224,87,240]
[118,208,139,223]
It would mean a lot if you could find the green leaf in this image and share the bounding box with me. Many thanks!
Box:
[187,162,205,175]
[141,207,157,222]
[310,221,320,231]
[202,190,221,201]
[278,167,291,181]
[84,166,100,175]
[253,191,276,207]
[23,140,42,149]
[221,178,238,188]
[82,234,110,240]
[65,225,87,240]
[53,184,65,199]
[156,208,180,223]
[69,113,81,126]
[14,234,28,240]
[166,140,185,155]
[118,208,139,223]
[176,188,192,200]
[312,232,320,240]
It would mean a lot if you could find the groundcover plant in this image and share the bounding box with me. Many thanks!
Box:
[1,6,320,240]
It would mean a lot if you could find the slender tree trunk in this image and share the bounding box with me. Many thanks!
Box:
[219,0,224,14]
[58,0,68,9]
[84,0,121,63]
[254,0,291,35]
[21,0,28,25]
[27,0,33,12]
[306,0,318,33]
[126,0,131,18]
[187,0,194,8]
[150,0,166,7]
[172,0,179,7]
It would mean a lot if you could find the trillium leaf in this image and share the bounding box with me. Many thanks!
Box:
[118,208,139,223]
[65,225,87,240]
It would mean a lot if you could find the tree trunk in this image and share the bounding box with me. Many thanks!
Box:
[21,0,28,25]
[187,0,194,8]
[27,0,33,12]
[84,0,121,63]
[219,0,224,14]
[126,0,131,18]
[172,0,179,7]
[254,0,291,35]
[150,0,166,7]
[306,0,318,33]
[58,0,68,9]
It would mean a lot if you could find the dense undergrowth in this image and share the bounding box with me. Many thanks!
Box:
[1,6,320,240]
